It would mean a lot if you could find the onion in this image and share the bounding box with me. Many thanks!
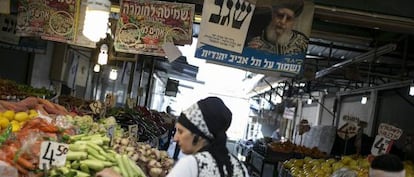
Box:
[121,138,130,146]
[149,167,163,177]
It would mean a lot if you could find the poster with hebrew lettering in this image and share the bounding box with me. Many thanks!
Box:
[195,0,314,77]
[114,0,194,56]
[16,0,78,43]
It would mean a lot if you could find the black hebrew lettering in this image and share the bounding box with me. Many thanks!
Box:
[220,0,233,25]
[232,0,252,29]
[209,0,253,29]
[209,0,225,24]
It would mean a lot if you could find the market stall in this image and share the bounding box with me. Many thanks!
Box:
[0,97,175,177]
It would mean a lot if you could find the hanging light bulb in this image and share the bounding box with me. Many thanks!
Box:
[109,69,118,80]
[98,44,108,65]
[361,96,368,104]
[307,98,312,104]
[93,64,100,72]
[83,0,111,42]
[409,83,414,96]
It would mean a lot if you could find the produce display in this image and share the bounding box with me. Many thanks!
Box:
[268,141,328,159]
[281,155,414,177]
[58,95,93,115]
[55,133,146,177]
[112,138,174,177]
[0,97,178,177]
[107,107,175,142]
[0,79,54,100]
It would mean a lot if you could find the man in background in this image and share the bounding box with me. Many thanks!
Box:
[369,154,405,177]
[247,0,308,55]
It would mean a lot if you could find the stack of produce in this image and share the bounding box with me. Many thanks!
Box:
[50,134,146,177]
[282,155,414,177]
[268,141,328,158]
[0,97,71,116]
[0,109,38,132]
[112,137,174,177]
[0,117,75,176]
[0,79,54,100]
[107,107,174,142]
[64,115,123,138]
[58,95,93,115]
[282,156,368,177]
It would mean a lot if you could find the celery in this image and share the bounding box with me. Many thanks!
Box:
[127,157,146,177]
[115,154,128,177]
[122,154,135,177]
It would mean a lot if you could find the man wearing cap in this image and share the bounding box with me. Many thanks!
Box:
[369,154,405,177]
[247,0,308,55]
[167,97,249,177]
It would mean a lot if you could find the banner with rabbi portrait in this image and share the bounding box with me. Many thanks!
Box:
[195,0,314,77]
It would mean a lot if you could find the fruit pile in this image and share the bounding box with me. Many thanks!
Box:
[0,109,38,132]
[268,141,328,158]
[282,156,369,177]
[0,79,54,100]
[282,155,414,177]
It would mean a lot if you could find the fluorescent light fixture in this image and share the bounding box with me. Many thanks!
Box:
[109,69,118,80]
[83,0,111,42]
[307,98,312,104]
[98,44,108,65]
[93,64,100,72]
[361,96,367,104]
[409,84,414,96]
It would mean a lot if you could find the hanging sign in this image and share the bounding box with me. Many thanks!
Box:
[114,0,195,56]
[0,14,20,45]
[377,123,403,140]
[197,0,255,53]
[282,107,295,120]
[0,0,11,14]
[16,0,78,43]
[195,0,314,77]
[39,141,69,170]
[370,123,402,156]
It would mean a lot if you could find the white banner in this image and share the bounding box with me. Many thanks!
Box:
[197,0,255,53]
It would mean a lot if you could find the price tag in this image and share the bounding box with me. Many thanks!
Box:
[107,125,115,146]
[39,141,69,170]
[337,122,359,139]
[371,135,393,156]
[128,124,138,139]
[378,123,402,140]
[89,101,104,114]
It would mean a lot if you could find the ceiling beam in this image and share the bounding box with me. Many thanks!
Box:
[315,44,397,79]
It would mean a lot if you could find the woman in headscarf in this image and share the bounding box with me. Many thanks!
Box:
[167,97,249,177]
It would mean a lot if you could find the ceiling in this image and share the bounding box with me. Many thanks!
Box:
[109,0,414,96]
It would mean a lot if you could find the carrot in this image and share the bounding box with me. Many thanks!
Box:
[34,104,49,116]
[18,97,39,109]
[4,158,29,175]
[14,163,29,175]
[16,156,35,170]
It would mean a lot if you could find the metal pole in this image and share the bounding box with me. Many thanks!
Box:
[144,58,155,107]
[136,56,145,106]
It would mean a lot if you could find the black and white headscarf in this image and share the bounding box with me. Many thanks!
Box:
[178,97,235,177]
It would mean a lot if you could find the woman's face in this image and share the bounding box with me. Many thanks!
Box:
[173,123,202,154]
